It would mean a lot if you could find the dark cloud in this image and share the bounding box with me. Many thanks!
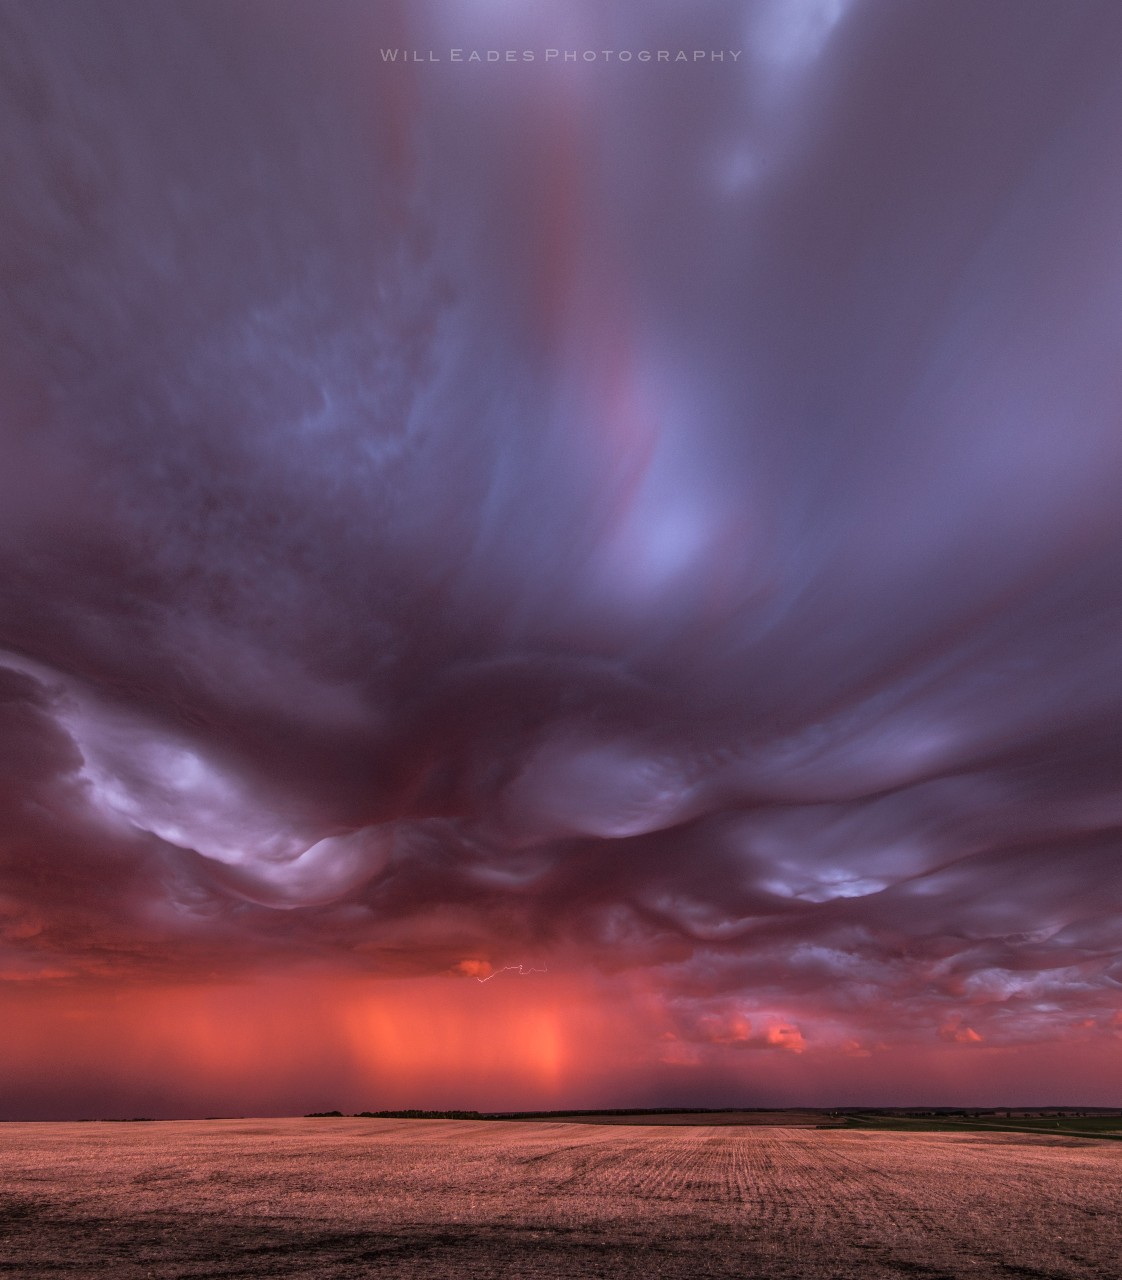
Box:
[3,0,1122,1055]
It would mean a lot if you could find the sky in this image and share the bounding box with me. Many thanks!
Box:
[2,0,1122,1119]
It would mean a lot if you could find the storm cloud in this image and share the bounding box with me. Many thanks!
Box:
[3,0,1122,1067]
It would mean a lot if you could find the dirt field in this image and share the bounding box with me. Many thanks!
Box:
[2,1117,1120,1279]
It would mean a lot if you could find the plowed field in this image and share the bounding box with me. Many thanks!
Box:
[2,1117,1119,1278]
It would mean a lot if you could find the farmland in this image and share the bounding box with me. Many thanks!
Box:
[2,1117,1121,1278]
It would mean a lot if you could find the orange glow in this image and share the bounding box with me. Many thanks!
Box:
[3,970,1122,1120]
[0,969,637,1118]
[338,980,567,1091]
[939,1016,985,1045]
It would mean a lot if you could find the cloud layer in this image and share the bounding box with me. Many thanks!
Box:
[3,0,1122,1076]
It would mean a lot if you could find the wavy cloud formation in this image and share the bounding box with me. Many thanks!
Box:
[3,0,1122,1066]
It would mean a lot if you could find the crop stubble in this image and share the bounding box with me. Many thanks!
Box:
[1,1118,1119,1278]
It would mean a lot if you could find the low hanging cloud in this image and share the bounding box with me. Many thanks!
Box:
[3,0,1122,1057]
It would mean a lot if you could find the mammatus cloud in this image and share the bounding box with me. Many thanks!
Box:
[3,0,1122,1078]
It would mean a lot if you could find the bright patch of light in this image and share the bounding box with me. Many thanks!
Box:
[751,0,850,67]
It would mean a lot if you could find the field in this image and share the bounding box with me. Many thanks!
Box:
[2,1118,1121,1279]
[838,1112,1122,1139]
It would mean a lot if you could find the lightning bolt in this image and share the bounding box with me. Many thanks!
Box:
[476,964,548,983]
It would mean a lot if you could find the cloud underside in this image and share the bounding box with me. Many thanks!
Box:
[3,0,1122,1053]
